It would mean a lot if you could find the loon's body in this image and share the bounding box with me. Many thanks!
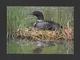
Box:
[32,11,62,30]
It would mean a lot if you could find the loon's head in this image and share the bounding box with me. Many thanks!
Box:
[32,11,44,20]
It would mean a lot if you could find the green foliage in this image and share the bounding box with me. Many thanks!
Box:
[7,7,74,35]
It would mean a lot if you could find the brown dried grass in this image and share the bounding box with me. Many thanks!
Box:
[15,27,73,42]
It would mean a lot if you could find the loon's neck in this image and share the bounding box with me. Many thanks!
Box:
[37,19,44,23]
[36,15,44,20]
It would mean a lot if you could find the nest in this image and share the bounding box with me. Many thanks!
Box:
[15,27,73,41]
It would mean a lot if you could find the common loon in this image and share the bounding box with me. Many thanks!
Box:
[32,11,62,30]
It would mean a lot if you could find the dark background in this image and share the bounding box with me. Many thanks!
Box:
[0,0,80,60]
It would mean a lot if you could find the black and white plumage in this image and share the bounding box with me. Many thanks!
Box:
[32,11,62,30]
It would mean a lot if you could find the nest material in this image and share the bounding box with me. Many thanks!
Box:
[15,27,73,41]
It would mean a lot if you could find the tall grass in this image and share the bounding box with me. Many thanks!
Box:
[7,6,74,38]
